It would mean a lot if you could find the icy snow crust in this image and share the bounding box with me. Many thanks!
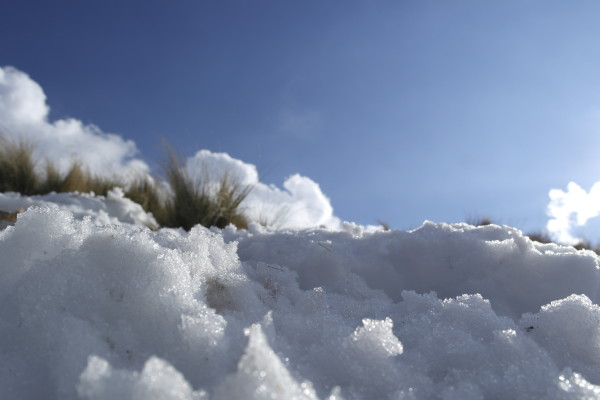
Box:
[3,206,600,399]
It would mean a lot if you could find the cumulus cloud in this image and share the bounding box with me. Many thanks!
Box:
[0,66,148,180]
[0,65,340,230]
[546,181,600,244]
[186,150,341,230]
[185,149,259,187]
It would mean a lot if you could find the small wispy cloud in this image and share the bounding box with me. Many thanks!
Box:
[546,181,600,244]
[278,107,323,140]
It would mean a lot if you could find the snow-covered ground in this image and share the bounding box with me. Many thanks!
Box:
[2,192,600,399]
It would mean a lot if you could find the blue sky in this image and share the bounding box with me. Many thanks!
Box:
[3,1,600,236]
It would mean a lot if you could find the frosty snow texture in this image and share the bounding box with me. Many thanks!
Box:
[2,207,600,399]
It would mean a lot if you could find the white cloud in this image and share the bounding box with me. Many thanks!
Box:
[185,149,259,187]
[546,181,600,244]
[186,150,340,230]
[0,66,148,180]
[0,65,340,230]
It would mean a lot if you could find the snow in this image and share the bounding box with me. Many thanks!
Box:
[2,193,600,399]
[0,188,158,230]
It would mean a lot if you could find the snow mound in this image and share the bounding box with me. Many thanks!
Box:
[2,207,600,399]
[0,188,158,230]
[225,221,600,319]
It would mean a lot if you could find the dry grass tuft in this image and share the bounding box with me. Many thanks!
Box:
[377,220,392,231]
[0,137,40,195]
[124,178,168,224]
[0,135,252,230]
[466,215,494,227]
[40,161,121,195]
[158,144,250,230]
[526,231,553,244]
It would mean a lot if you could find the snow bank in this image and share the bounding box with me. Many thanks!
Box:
[225,221,600,320]
[0,188,158,230]
[2,204,600,399]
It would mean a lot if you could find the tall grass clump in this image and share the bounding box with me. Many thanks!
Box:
[377,220,392,231]
[0,135,123,196]
[39,161,122,195]
[466,215,494,227]
[0,135,252,230]
[124,177,170,225]
[0,137,40,195]
[41,161,64,193]
[158,145,251,230]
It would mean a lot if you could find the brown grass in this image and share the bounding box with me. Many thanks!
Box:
[0,137,40,195]
[38,161,121,195]
[158,144,250,230]
[0,135,252,230]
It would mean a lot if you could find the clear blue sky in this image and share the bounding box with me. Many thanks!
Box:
[3,0,600,234]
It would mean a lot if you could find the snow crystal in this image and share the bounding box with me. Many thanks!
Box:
[78,355,207,400]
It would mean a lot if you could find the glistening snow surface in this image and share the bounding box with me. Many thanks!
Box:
[2,194,600,399]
